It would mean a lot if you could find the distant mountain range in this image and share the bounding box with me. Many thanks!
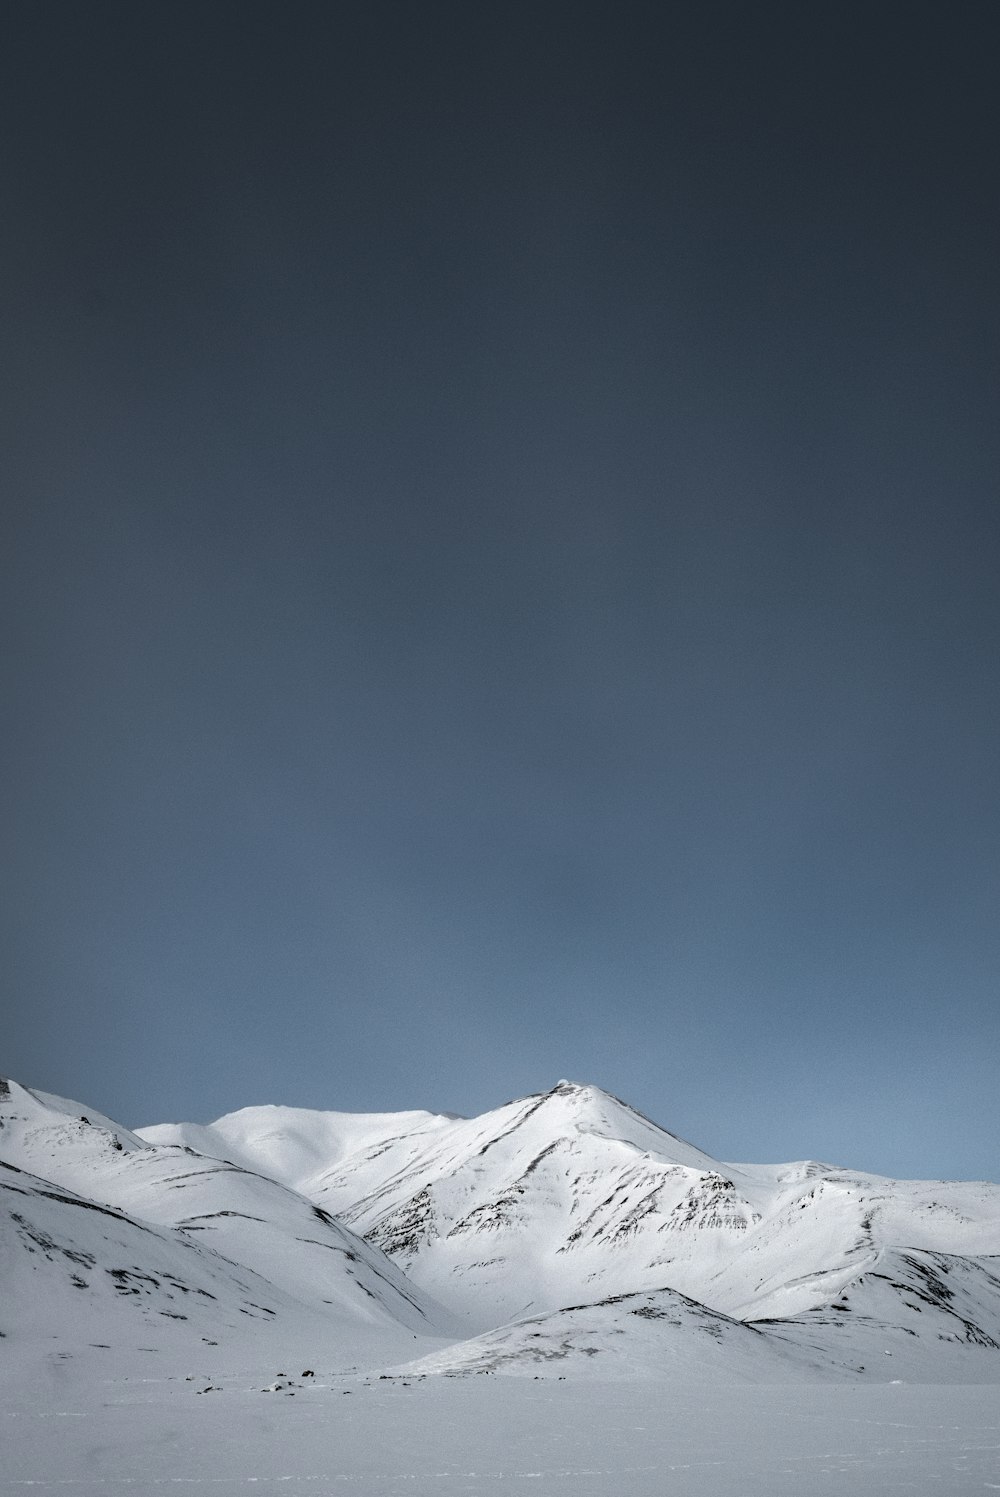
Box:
[3,1075,999,1383]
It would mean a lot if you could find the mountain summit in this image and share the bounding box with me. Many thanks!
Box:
[142,1078,1000,1335]
[3,1074,999,1384]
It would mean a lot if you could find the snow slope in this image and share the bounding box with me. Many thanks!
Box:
[393,1283,835,1383]
[141,1101,450,1187]
[3,1077,999,1497]
[1,1156,317,1367]
[144,1079,1000,1338]
[392,1257,1000,1387]
[0,1078,459,1371]
[758,1246,1000,1382]
[5,1073,1000,1388]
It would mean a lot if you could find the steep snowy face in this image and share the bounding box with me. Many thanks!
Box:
[133,1080,1000,1331]
[12,1071,1000,1384]
[796,1247,1000,1350]
[153,1079,1000,1333]
[1,1156,308,1355]
[0,1079,459,1354]
[0,1078,151,1178]
[756,1247,1000,1383]
[299,1081,766,1328]
[391,1250,1000,1386]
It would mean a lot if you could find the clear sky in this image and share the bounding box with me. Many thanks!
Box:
[3,3,998,1181]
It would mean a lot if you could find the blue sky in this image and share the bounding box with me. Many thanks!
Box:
[3,3,998,1180]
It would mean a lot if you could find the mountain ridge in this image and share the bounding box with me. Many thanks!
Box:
[3,1073,999,1384]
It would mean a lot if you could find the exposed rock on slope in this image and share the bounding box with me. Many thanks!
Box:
[0,1079,459,1365]
[154,1079,1000,1334]
[5,1074,999,1383]
[392,1283,831,1382]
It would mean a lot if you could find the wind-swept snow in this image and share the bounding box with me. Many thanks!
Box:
[4,1074,1000,1382]
[0,1078,460,1372]
[3,1072,999,1495]
[392,1282,833,1382]
[141,1078,1000,1340]
[2,1366,998,1495]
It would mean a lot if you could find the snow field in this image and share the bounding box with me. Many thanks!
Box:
[3,1076,999,1494]
[2,1370,999,1495]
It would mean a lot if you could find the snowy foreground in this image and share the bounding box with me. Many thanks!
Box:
[2,1075,999,1493]
[4,1361,999,1495]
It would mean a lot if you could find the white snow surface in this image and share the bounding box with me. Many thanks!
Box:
[140,1078,1000,1334]
[3,1362,999,1495]
[3,1073,1000,1494]
[0,1078,459,1351]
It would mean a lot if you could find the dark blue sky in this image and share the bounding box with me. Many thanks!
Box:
[4,3,998,1179]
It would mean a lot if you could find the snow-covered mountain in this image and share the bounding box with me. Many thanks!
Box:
[4,1074,999,1385]
[752,1246,1000,1386]
[144,1079,1000,1336]
[394,1283,826,1382]
[393,1249,1000,1385]
[0,1078,458,1375]
[2,1156,318,1365]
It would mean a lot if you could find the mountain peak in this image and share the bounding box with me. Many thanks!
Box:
[550,1079,598,1097]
